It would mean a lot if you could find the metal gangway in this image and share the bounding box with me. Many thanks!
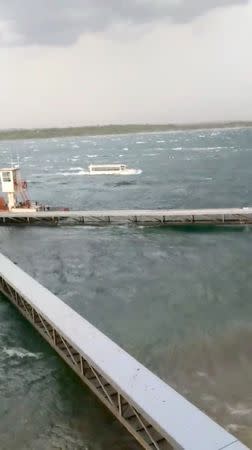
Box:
[0,253,248,450]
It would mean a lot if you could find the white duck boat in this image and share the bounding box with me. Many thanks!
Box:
[88,164,141,175]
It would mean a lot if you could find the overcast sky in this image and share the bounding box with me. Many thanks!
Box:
[0,0,251,128]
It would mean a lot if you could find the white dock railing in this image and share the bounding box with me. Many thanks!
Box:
[0,253,248,450]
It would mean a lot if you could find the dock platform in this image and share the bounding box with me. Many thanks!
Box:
[0,252,248,450]
[0,207,252,226]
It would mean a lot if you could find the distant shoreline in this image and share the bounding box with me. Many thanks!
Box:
[0,122,251,141]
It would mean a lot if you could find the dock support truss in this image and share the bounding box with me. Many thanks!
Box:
[0,276,172,450]
[0,210,252,227]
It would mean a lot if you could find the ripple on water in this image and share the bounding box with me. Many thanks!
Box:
[2,347,43,359]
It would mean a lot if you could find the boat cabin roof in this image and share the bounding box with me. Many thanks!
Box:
[89,164,126,168]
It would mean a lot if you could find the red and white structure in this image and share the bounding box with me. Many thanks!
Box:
[0,166,38,212]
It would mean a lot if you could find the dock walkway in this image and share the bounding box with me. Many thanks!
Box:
[0,207,252,226]
[0,252,248,450]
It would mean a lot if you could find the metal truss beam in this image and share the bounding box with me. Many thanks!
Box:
[0,275,172,450]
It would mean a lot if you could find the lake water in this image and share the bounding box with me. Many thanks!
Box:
[0,127,252,449]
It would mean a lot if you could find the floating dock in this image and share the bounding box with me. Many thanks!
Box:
[0,207,252,226]
[0,252,248,450]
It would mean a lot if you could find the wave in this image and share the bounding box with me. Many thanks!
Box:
[68,167,84,171]
[56,170,89,176]
[3,347,43,359]
[227,405,252,417]
[190,147,225,152]
[106,180,137,187]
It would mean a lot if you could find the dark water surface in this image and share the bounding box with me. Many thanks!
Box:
[0,128,252,448]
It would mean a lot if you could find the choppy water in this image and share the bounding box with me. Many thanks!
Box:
[0,128,252,449]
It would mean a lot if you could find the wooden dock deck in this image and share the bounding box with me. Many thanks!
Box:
[0,207,252,226]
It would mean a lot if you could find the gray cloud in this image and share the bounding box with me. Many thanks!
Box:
[0,0,248,46]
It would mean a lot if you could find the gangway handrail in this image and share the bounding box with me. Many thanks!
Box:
[0,252,248,450]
